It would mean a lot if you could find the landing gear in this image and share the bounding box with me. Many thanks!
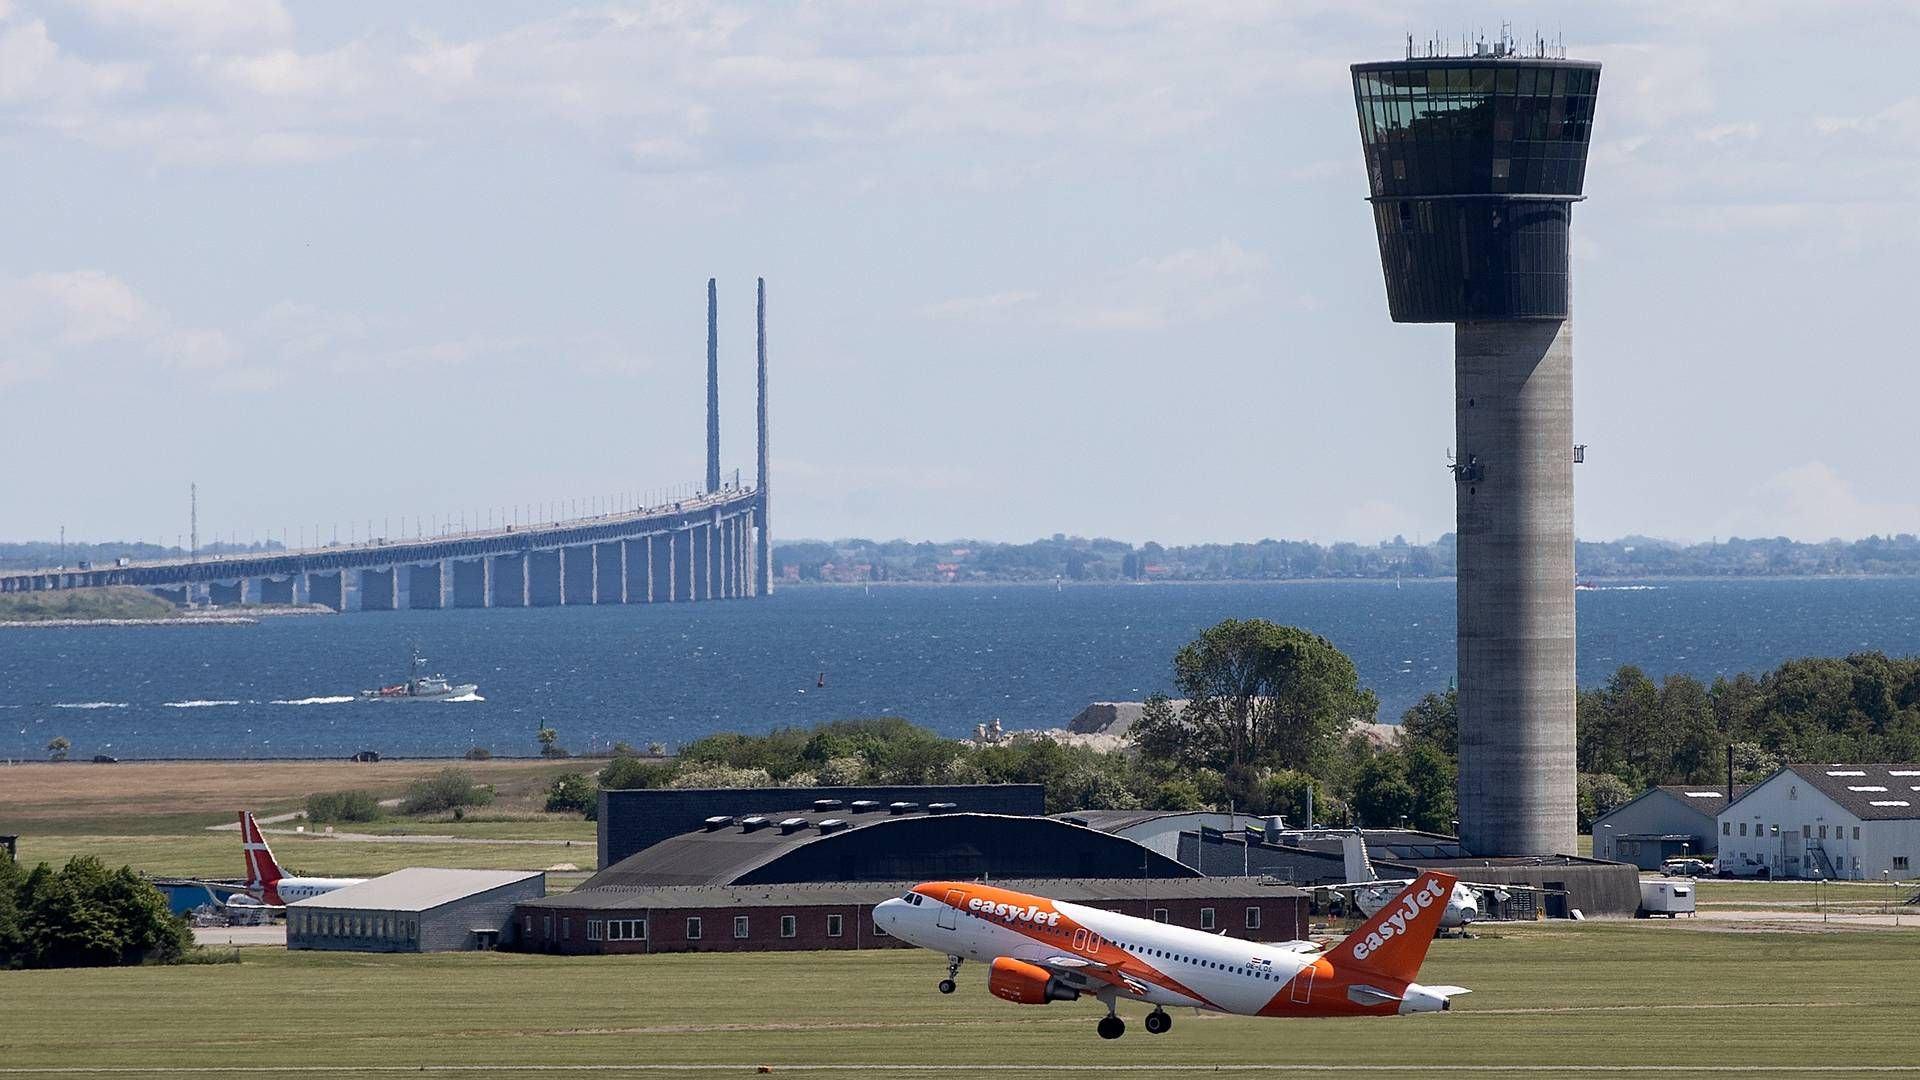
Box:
[1097,991,1126,1040]
[1143,1009,1172,1035]
[938,955,961,994]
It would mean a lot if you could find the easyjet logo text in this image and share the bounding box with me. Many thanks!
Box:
[968,897,1062,927]
[1350,878,1445,961]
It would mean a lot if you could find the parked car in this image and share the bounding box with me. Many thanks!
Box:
[1662,858,1711,877]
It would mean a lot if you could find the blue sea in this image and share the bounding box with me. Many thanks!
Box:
[4,579,1920,760]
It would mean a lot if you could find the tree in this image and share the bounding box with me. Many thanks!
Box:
[1399,689,1458,760]
[3,856,189,969]
[1351,753,1416,828]
[1132,620,1377,775]
[400,769,494,815]
[1577,772,1635,831]
[536,727,567,759]
[45,737,70,762]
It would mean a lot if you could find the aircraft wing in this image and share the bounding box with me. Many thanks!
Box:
[1324,879,1414,892]
[1271,939,1323,954]
[1024,953,1152,997]
[1462,881,1568,895]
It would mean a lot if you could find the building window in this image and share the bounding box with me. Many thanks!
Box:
[1855,827,1862,840]
[525,915,534,935]
[1200,908,1216,931]
[1722,822,1730,836]
[588,920,602,941]
[1819,825,1828,840]
[407,920,417,942]
[1739,823,1747,837]
[1152,908,1169,923]
[686,917,702,941]
[1770,824,1780,837]
[780,915,797,939]
[1896,857,1911,872]
[562,917,571,939]
[734,915,751,940]
[1245,907,1261,930]
[1802,825,1811,838]
[827,914,843,938]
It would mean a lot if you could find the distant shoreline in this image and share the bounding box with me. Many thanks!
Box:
[0,605,333,629]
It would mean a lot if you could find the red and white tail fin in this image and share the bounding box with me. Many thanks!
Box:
[239,811,285,903]
[1328,871,1457,983]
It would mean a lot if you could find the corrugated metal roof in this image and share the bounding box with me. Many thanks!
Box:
[522,876,1306,911]
[1730,764,1920,821]
[289,868,543,911]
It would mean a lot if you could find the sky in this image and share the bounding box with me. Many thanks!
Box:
[3,1,1918,549]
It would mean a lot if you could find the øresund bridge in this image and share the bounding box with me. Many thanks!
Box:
[1,279,773,613]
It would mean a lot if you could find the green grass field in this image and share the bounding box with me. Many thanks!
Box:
[2,922,1916,1078]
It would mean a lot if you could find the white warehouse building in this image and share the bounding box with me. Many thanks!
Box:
[1716,764,1920,881]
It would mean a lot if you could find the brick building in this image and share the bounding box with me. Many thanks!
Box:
[516,878,1308,955]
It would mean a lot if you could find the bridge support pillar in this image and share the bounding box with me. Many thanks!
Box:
[259,576,297,604]
[209,580,246,606]
[737,515,751,597]
[491,554,528,607]
[707,515,723,600]
[720,518,734,599]
[595,542,625,604]
[672,529,693,601]
[408,562,445,609]
[530,550,564,606]
[563,545,596,604]
[361,568,398,611]
[307,572,346,612]
[453,558,490,608]
[623,538,649,602]
[151,586,190,607]
[691,524,709,601]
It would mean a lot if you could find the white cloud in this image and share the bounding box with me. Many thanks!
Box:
[19,270,152,344]
[1695,121,1759,143]
[1716,463,1920,542]
[918,291,1039,321]
[69,0,292,47]
[0,16,143,104]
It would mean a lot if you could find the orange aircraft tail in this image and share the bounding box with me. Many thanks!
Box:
[1327,870,1457,983]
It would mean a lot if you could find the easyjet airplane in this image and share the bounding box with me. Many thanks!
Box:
[873,870,1468,1039]
[234,810,365,910]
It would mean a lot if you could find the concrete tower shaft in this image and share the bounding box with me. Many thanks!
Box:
[1455,320,1577,856]
[1352,52,1600,856]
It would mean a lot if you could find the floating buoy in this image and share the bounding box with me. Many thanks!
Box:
[816,671,826,688]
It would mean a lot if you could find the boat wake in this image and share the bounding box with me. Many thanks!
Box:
[163,699,244,708]
[53,701,129,709]
[270,696,356,706]
[438,692,485,703]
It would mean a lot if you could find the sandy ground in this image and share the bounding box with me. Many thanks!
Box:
[0,758,580,824]
[193,924,286,947]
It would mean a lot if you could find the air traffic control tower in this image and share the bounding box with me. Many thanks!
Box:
[1350,41,1600,856]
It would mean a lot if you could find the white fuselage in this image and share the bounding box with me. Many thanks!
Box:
[878,893,1314,1013]
[271,877,364,903]
[1354,881,1479,929]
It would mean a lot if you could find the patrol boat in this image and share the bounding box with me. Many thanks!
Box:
[360,649,478,701]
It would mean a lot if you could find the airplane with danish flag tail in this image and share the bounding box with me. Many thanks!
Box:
[1328,829,1560,934]
[871,870,1469,1039]
[234,810,366,911]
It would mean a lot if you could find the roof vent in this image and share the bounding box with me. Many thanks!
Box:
[888,801,921,815]
[703,816,734,831]
[778,817,810,834]
[849,800,882,813]
[738,816,770,832]
[817,818,849,833]
[811,799,846,811]
[927,802,958,814]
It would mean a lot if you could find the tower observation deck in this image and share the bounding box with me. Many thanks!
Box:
[1351,44,1600,856]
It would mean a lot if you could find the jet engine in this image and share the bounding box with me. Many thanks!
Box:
[988,957,1080,1005]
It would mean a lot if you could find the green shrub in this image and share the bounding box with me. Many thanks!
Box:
[463,746,492,761]
[400,768,494,815]
[544,773,596,816]
[304,790,382,823]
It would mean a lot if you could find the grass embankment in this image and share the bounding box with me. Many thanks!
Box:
[1,923,1914,1077]
[0,585,179,622]
[1,758,597,882]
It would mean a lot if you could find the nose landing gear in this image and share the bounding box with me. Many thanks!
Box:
[938,955,962,994]
[1143,1009,1172,1035]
